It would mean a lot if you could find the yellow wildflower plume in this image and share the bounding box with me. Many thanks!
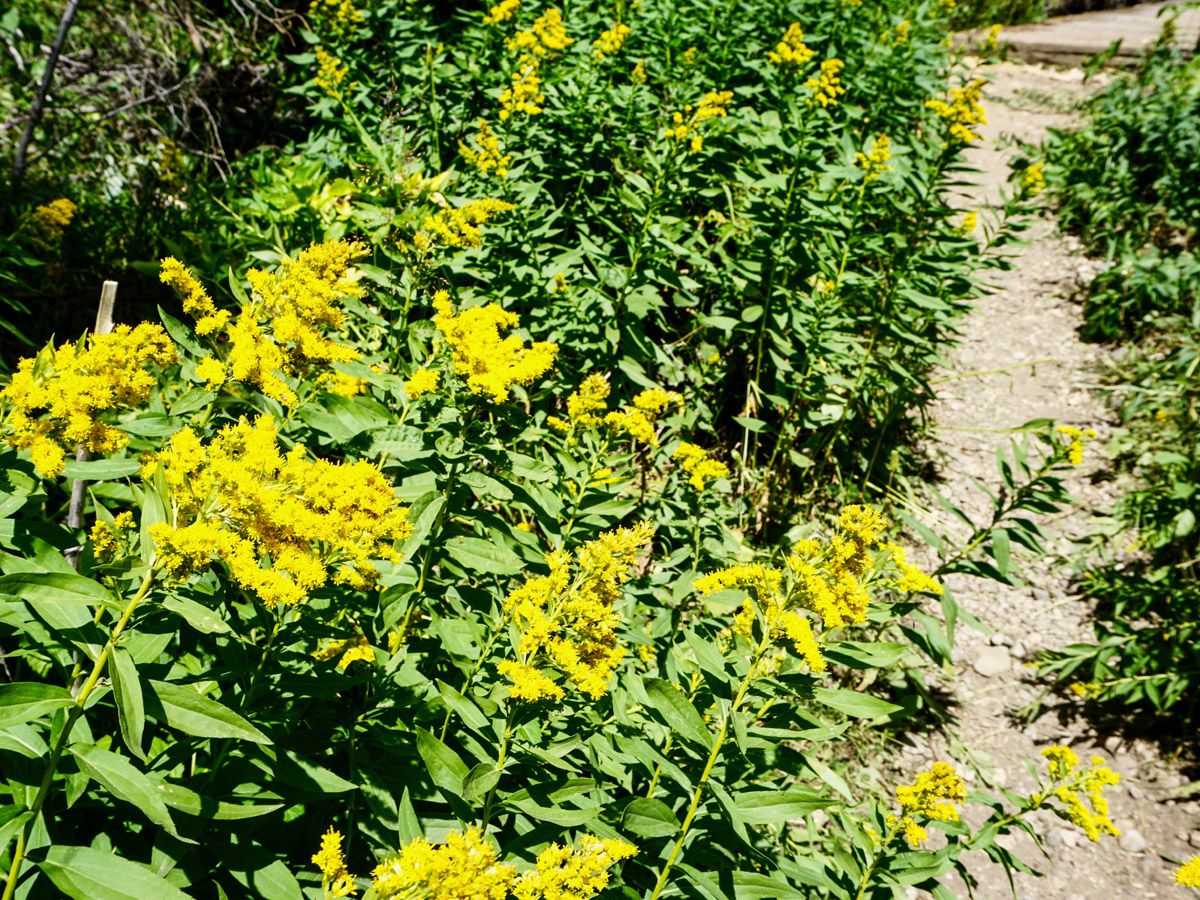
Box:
[768,23,814,68]
[417,198,516,249]
[592,22,631,61]
[672,442,729,491]
[604,387,683,446]
[312,826,357,897]
[147,415,411,607]
[1056,424,1097,465]
[855,133,893,182]
[499,58,545,120]
[891,761,967,846]
[309,0,364,39]
[432,292,557,402]
[926,79,987,143]
[804,58,845,108]
[512,835,638,900]
[501,522,654,701]
[695,563,825,673]
[459,120,512,178]
[1039,745,1121,842]
[371,827,514,899]
[507,7,573,57]
[548,372,610,437]
[404,367,440,399]
[483,0,519,25]
[1023,160,1046,196]
[1,324,177,477]
[314,46,350,98]
[24,198,77,250]
[666,90,733,153]
[1176,856,1200,888]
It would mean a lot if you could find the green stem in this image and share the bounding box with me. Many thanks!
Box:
[2,567,156,900]
[479,708,516,828]
[645,636,769,900]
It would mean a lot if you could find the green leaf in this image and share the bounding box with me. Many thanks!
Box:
[157,782,283,820]
[39,844,193,899]
[0,682,74,728]
[70,744,187,839]
[822,641,908,670]
[161,593,231,634]
[992,528,1011,578]
[61,459,142,481]
[397,787,422,844]
[463,763,501,803]
[147,680,270,743]
[443,536,524,576]
[731,871,806,899]
[157,305,207,357]
[109,647,145,759]
[0,572,114,608]
[643,678,712,748]
[416,727,469,796]
[812,687,902,720]
[621,797,681,837]
[733,788,834,824]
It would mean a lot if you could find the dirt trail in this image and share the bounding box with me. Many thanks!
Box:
[907,61,1198,898]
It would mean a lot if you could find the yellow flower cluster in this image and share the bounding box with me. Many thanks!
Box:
[1,324,177,477]
[415,198,516,250]
[767,23,814,68]
[1023,160,1046,196]
[604,387,684,446]
[666,90,733,153]
[855,133,893,182]
[499,58,546,120]
[372,827,513,900]
[312,827,357,898]
[547,372,610,435]
[405,367,440,399]
[1056,424,1097,465]
[883,19,911,44]
[512,836,638,899]
[162,241,366,407]
[631,59,647,84]
[146,415,411,607]
[1039,745,1121,842]
[507,7,573,57]
[592,22,630,61]
[695,563,825,673]
[672,442,729,491]
[314,46,350,98]
[432,292,558,402]
[90,511,136,562]
[459,120,512,178]
[501,522,654,701]
[926,80,987,143]
[1177,856,1200,888]
[891,761,967,846]
[309,0,364,39]
[315,634,375,670]
[959,210,978,234]
[483,0,520,25]
[804,58,846,108]
[24,198,77,250]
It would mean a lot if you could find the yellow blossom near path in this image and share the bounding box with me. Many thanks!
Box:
[1,323,177,477]
[891,761,967,846]
[147,415,411,607]
[856,133,893,181]
[312,826,357,897]
[1023,160,1046,195]
[604,386,683,445]
[926,79,987,143]
[1056,424,1097,465]
[418,198,516,249]
[1177,855,1200,888]
[371,827,514,899]
[1038,745,1121,842]
[768,23,814,68]
[432,291,557,401]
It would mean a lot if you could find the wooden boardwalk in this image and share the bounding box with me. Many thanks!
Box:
[970,1,1200,66]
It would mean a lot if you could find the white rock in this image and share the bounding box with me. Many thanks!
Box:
[973,646,1012,677]
[1118,827,1148,854]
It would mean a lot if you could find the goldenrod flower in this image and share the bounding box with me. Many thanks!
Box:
[90,511,135,562]
[160,257,231,336]
[312,826,357,896]
[1023,160,1046,196]
[315,634,375,670]
[483,0,519,25]
[459,119,512,178]
[1177,856,1200,888]
[855,133,893,182]
[768,23,814,68]
[404,367,440,399]
[512,835,638,899]
[631,59,647,83]
[1,324,177,477]
[592,22,630,61]
[309,0,364,39]
[672,442,729,491]
[501,523,654,701]
[314,46,350,98]
[23,198,76,250]
[418,198,516,248]
[959,210,978,234]
[1056,424,1097,465]
[892,761,967,846]
[665,91,733,152]
[804,58,845,108]
[318,371,367,398]
[1039,746,1121,842]
[432,292,557,402]
[603,387,682,446]
[147,415,411,607]
[499,58,545,119]
[926,80,987,143]
[195,356,227,390]
[371,827,514,899]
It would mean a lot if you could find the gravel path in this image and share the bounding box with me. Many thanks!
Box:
[906,61,1198,899]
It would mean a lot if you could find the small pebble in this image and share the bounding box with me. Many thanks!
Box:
[1118,827,1148,854]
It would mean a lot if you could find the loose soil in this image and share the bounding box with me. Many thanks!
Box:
[902,61,1198,898]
